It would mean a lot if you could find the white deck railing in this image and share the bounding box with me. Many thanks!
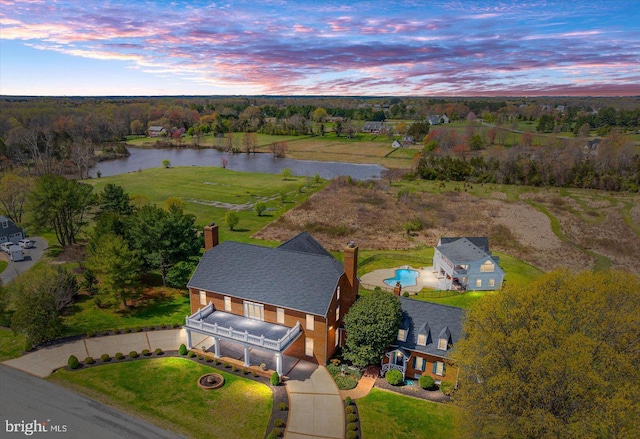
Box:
[185,304,301,352]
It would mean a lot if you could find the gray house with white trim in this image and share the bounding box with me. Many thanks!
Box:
[433,237,504,290]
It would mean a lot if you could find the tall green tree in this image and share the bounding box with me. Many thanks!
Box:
[0,173,34,225]
[343,289,402,367]
[453,270,640,439]
[11,281,63,346]
[27,175,95,247]
[97,183,133,217]
[88,233,142,308]
[127,204,200,286]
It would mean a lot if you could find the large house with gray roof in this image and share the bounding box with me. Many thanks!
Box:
[382,298,463,384]
[185,224,359,375]
[433,237,504,290]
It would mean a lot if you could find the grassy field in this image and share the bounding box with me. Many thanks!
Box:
[87,166,326,244]
[62,289,190,336]
[0,260,7,274]
[0,328,26,362]
[49,358,273,439]
[358,388,460,439]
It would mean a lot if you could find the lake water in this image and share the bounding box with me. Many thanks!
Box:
[90,147,386,180]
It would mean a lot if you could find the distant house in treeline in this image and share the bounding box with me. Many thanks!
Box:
[363,121,384,134]
[147,126,166,137]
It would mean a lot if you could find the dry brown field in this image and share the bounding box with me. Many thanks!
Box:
[255,179,640,275]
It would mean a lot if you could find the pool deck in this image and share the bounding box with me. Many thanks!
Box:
[361,266,440,293]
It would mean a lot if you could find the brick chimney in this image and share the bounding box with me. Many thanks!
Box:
[393,281,402,296]
[343,241,359,294]
[204,222,219,250]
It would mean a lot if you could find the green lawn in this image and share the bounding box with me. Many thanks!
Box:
[62,289,190,336]
[0,328,26,362]
[0,260,7,274]
[358,388,460,439]
[49,358,273,439]
[87,166,325,244]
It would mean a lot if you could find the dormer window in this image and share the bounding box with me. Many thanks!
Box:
[397,329,407,342]
[480,260,495,272]
[438,326,451,351]
[438,337,448,350]
[417,334,427,346]
[1,221,7,228]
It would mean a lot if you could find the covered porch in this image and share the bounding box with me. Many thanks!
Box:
[381,347,410,380]
[184,303,301,376]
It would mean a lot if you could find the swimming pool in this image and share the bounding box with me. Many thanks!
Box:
[384,269,419,288]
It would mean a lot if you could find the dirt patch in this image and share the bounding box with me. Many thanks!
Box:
[255,180,640,274]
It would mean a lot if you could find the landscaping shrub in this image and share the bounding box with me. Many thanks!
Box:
[440,381,454,396]
[125,328,132,333]
[385,369,403,386]
[23,341,33,352]
[154,348,163,355]
[278,402,288,411]
[179,344,188,355]
[129,351,139,359]
[114,329,122,334]
[266,432,277,439]
[345,406,354,414]
[187,351,196,358]
[134,326,142,332]
[232,365,239,372]
[100,354,111,362]
[115,352,124,360]
[270,372,281,386]
[274,418,284,428]
[142,349,150,356]
[347,422,358,431]
[252,370,259,377]
[68,355,79,369]
[199,355,204,360]
[242,368,248,375]
[271,427,283,437]
[347,431,359,439]
[223,362,230,368]
[172,323,180,328]
[86,330,95,338]
[206,357,213,363]
[345,396,352,405]
[160,323,167,329]
[419,374,435,390]
[346,413,357,423]
[84,356,95,365]
[402,291,409,297]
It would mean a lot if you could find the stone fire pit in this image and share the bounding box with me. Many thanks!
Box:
[197,373,225,390]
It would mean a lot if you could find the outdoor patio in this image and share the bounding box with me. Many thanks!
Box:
[360,265,441,293]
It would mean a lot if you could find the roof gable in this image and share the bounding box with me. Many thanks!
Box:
[0,216,23,240]
[278,231,333,258]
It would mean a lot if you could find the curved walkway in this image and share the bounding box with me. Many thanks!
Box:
[2,329,345,439]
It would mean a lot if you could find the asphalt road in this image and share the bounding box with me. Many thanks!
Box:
[0,236,48,284]
[0,365,186,439]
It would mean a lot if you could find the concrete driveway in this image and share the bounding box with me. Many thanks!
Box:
[0,236,48,284]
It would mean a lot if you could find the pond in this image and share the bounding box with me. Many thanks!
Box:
[90,147,386,180]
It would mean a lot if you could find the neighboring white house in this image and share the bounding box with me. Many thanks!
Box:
[433,237,505,291]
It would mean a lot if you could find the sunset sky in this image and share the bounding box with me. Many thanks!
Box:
[1,0,639,96]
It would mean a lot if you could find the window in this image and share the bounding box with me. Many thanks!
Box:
[417,333,427,346]
[413,356,426,372]
[480,260,495,272]
[243,301,264,321]
[305,337,314,357]
[433,361,445,376]
[336,286,340,301]
[335,305,340,322]
[224,296,231,311]
[276,308,285,324]
[438,337,448,350]
[476,279,482,288]
[199,291,207,306]
[489,278,495,287]
[306,314,315,331]
[397,329,407,342]
[335,329,340,347]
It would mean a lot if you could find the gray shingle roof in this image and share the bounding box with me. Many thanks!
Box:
[0,216,23,241]
[439,236,489,252]
[187,238,343,316]
[278,231,333,258]
[436,237,490,263]
[394,297,464,359]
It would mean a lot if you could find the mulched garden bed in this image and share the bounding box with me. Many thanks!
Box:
[374,377,450,403]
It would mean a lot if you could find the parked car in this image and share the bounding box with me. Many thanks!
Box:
[18,239,34,249]
[0,241,14,254]
[8,244,24,262]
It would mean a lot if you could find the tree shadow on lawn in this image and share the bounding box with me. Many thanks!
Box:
[125,289,187,320]
[231,228,250,233]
